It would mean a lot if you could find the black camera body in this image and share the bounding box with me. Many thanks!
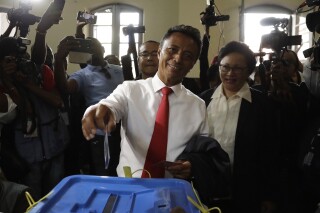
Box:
[77,11,97,24]
[200,0,229,26]
[16,57,38,80]
[122,25,145,36]
[260,30,302,53]
[70,38,92,53]
[9,37,39,82]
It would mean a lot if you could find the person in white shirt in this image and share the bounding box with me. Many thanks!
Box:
[82,25,209,179]
[136,40,160,80]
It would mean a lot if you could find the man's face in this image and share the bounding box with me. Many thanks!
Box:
[157,32,198,86]
[271,51,297,82]
[138,42,159,79]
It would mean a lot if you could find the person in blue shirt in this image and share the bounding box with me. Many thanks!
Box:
[54,36,124,176]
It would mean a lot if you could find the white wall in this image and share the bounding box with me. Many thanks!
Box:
[0,0,303,76]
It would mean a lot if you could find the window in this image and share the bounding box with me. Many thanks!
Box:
[91,4,143,77]
[0,8,11,36]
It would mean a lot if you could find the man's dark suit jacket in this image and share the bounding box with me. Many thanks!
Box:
[199,87,280,213]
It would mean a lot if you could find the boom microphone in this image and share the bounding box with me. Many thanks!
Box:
[260,17,288,26]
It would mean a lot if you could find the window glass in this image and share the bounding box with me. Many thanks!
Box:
[92,4,142,77]
[120,13,139,25]
[94,26,112,43]
[96,12,112,25]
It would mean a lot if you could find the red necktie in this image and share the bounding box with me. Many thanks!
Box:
[141,87,173,178]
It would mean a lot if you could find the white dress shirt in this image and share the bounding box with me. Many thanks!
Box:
[207,83,251,164]
[100,73,209,177]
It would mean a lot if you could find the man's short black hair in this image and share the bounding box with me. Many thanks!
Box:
[142,40,160,46]
[160,25,202,59]
[218,41,256,74]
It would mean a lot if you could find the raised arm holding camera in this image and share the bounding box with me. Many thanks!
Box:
[0,0,70,200]
[54,34,124,176]
[32,0,65,66]
[0,34,69,200]
[256,16,313,213]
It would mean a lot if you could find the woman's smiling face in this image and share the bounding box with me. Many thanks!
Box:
[219,52,250,96]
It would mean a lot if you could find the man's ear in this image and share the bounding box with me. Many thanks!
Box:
[157,48,161,58]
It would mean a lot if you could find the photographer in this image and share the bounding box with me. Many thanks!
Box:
[266,49,310,213]
[54,36,124,176]
[0,35,69,200]
[0,84,33,213]
[32,0,64,66]
[299,34,320,213]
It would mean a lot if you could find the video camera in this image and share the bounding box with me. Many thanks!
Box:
[7,37,39,81]
[68,38,94,64]
[259,17,302,55]
[200,0,229,27]
[7,1,41,37]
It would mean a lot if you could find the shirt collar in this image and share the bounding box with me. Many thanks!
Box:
[86,61,110,71]
[152,72,181,95]
[211,83,252,103]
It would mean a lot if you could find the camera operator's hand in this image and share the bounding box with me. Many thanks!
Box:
[55,36,81,60]
[88,38,104,56]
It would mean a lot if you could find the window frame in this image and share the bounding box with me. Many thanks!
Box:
[241,4,314,64]
[90,3,143,57]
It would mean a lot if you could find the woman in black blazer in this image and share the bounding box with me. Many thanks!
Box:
[200,41,280,213]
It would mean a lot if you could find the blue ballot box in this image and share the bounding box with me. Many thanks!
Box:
[29,175,201,213]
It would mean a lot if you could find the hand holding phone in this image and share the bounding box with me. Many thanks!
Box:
[77,11,97,24]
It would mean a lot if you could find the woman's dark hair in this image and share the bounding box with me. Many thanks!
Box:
[218,41,256,74]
